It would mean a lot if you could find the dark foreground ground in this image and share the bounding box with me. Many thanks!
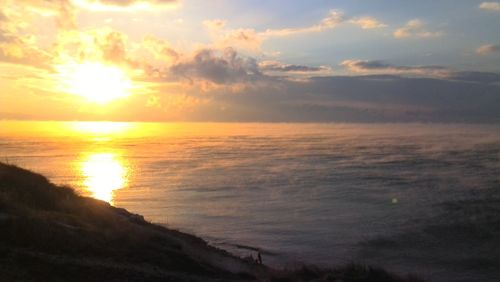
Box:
[0,162,424,281]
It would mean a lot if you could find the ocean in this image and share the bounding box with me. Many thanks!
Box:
[1,121,499,281]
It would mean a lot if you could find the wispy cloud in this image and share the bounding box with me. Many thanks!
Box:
[259,60,325,72]
[349,17,387,29]
[341,59,448,76]
[479,2,500,11]
[260,10,346,37]
[258,60,332,77]
[205,25,263,51]
[341,59,500,85]
[260,10,387,37]
[476,44,500,55]
[203,19,227,30]
[393,19,442,39]
[71,0,180,11]
[204,10,386,51]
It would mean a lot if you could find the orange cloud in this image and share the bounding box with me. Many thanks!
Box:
[142,36,179,64]
[0,5,53,68]
[203,19,226,30]
[476,44,500,55]
[393,19,442,39]
[349,17,387,29]
[71,0,180,11]
[479,2,500,11]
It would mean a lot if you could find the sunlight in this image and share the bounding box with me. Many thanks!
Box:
[57,62,132,104]
[80,152,128,203]
[71,0,179,11]
[70,121,133,135]
[0,121,163,140]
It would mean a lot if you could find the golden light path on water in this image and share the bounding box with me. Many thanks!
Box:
[80,152,128,203]
[2,120,279,204]
[0,121,193,204]
[70,122,135,204]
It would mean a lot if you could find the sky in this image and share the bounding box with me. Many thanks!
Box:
[0,0,499,122]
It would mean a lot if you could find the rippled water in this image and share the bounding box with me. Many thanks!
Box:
[1,121,500,281]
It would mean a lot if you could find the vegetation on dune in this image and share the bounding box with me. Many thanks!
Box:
[0,162,424,281]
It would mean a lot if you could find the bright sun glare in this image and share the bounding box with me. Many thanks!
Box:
[58,62,132,104]
[81,152,128,203]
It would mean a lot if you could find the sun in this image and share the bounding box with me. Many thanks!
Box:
[57,62,133,104]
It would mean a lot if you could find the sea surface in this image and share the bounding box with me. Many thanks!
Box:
[1,121,500,281]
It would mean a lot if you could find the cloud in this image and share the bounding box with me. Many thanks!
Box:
[476,44,500,55]
[182,73,500,123]
[81,0,177,6]
[160,51,500,122]
[216,29,263,52]
[53,28,128,64]
[479,2,500,11]
[261,10,345,37]
[169,47,263,84]
[142,36,179,63]
[71,0,179,11]
[0,0,76,33]
[166,47,334,85]
[341,59,500,86]
[2,0,498,124]
[92,31,128,63]
[260,10,386,37]
[0,38,52,68]
[258,60,332,77]
[349,17,387,29]
[341,59,448,76]
[203,19,226,30]
[0,1,155,70]
[56,1,77,30]
[0,0,77,69]
[204,10,386,51]
[0,6,53,68]
[446,71,500,84]
[259,60,324,72]
[13,0,62,15]
[203,19,263,51]
[393,19,442,39]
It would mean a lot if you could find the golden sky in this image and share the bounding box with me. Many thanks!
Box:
[1,0,499,122]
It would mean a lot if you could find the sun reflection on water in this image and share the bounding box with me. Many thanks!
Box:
[80,152,128,203]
